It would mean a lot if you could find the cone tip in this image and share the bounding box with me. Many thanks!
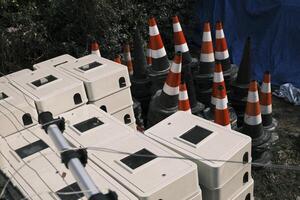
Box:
[215,21,223,30]
[203,22,211,32]
[149,17,157,26]
[172,16,179,23]
[249,80,258,91]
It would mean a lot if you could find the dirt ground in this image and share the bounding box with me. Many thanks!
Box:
[252,97,300,200]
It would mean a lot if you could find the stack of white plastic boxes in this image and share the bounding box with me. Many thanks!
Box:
[0,124,139,199]
[145,111,254,200]
[58,104,203,200]
[34,54,136,129]
[0,73,37,138]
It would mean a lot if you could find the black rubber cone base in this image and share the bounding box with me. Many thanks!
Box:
[252,151,272,169]
[191,102,205,117]
[147,90,178,128]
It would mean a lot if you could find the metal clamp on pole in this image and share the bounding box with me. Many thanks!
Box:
[38,111,118,200]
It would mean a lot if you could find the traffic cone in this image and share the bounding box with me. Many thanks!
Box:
[199,22,215,74]
[91,40,101,57]
[230,37,252,127]
[123,44,133,76]
[178,82,191,113]
[213,74,231,129]
[172,16,192,65]
[260,71,276,129]
[148,17,170,72]
[146,41,152,65]
[148,17,170,94]
[211,63,227,108]
[147,52,182,127]
[182,63,205,116]
[242,80,272,164]
[131,28,152,126]
[215,21,231,71]
[114,54,122,64]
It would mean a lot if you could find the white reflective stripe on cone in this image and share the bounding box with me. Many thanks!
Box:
[202,32,212,42]
[151,48,167,59]
[215,98,228,109]
[175,43,189,53]
[261,83,271,93]
[163,84,179,96]
[173,22,182,32]
[179,90,189,100]
[200,53,215,62]
[215,50,229,60]
[247,91,259,103]
[216,30,225,38]
[244,114,262,125]
[170,64,182,73]
[260,105,272,114]
[149,26,159,36]
[92,50,101,57]
[213,72,224,82]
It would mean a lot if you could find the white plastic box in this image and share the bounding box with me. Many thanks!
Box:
[59,105,134,146]
[0,125,138,200]
[57,54,131,102]
[58,106,202,200]
[9,67,87,116]
[111,105,136,128]
[90,87,133,115]
[231,178,254,200]
[200,164,252,200]
[33,54,76,70]
[145,111,252,190]
[0,81,37,137]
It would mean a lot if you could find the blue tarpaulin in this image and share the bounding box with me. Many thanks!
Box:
[191,0,300,87]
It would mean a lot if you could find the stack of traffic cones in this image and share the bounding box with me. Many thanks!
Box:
[194,22,215,105]
[214,80,231,129]
[148,17,170,94]
[178,82,192,113]
[215,21,236,93]
[114,54,122,64]
[123,44,134,76]
[230,37,252,127]
[260,71,277,130]
[91,40,101,57]
[242,80,272,165]
[147,52,182,127]
[130,28,152,126]
[172,16,192,65]
[203,63,237,128]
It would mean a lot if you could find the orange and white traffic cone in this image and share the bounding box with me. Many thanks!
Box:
[211,63,227,108]
[123,44,133,76]
[178,82,191,113]
[215,21,231,71]
[148,17,170,72]
[242,80,272,165]
[146,41,152,65]
[91,40,101,57]
[147,52,182,127]
[212,64,231,129]
[243,81,263,137]
[172,16,192,64]
[199,22,215,74]
[260,71,276,129]
[114,54,122,64]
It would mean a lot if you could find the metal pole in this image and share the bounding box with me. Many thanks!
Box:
[46,124,100,199]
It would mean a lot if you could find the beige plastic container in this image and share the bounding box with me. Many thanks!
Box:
[145,111,252,190]
[0,81,37,137]
[57,54,131,101]
[231,178,254,200]
[33,54,76,70]
[111,105,135,127]
[9,67,87,116]
[0,125,138,200]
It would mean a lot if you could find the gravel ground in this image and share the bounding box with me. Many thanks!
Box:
[252,97,300,200]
